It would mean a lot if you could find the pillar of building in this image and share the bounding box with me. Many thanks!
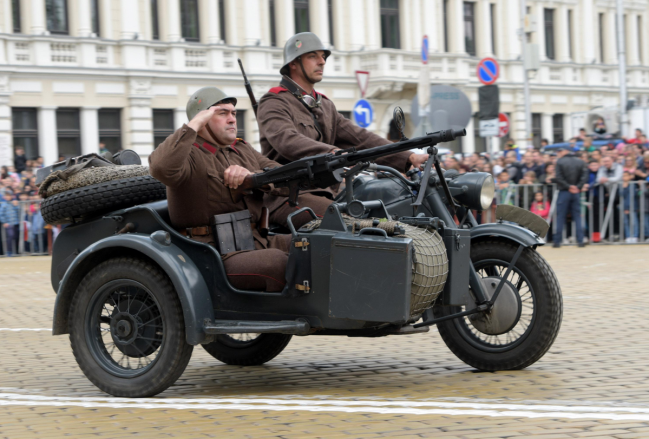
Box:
[80,107,99,155]
[423,0,439,53]
[463,118,476,154]
[626,13,639,65]
[448,0,464,54]
[199,0,221,44]
[331,0,346,50]
[99,0,113,39]
[127,79,154,161]
[165,0,181,42]
[310,0,330,47]
[556,5,570,62]
[38,106,59,166]
[504,0,520,60]
[174,107,186,130]
[274,0,295,49]
[563,113,573,140]
[242,0,262,45]
[365,0,380,51]
[30,0,45,34]
[0,77,12,167]
[476,0,493,58]
[605,11,617,64]
[409,0,422,53]
[224,0,239,45]
[76,0,92,37]
[579,0,594,64]
[542,113,553,144]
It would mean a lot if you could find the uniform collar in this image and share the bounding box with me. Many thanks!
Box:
[194,136,241,155]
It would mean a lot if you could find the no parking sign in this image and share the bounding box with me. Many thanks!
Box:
[477,58,499,85]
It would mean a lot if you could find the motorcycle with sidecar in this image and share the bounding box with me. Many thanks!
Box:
[46,118,562,397]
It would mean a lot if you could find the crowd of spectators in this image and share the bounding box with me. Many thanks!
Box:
[442,127,649,244]
[0,147,52,257]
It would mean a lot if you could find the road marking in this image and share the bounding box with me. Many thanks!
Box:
[3,393,649,421]
[0,328,51,332]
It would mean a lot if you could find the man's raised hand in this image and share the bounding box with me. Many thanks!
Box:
[187,106,221,133]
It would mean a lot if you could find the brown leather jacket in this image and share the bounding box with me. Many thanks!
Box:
[148,124,285,251]
[258,85,412,172]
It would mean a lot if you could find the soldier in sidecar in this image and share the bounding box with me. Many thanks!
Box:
[44,106,562,398]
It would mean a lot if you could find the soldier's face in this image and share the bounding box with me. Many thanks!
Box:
[206,103,237,145]
[292,51,326,83]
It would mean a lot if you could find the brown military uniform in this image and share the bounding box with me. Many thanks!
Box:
[149,124,331,291]
[258,85,413,171]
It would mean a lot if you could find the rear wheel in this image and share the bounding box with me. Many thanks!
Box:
[435,240,562,371]
[202,333,292,366]
[69,257,193,397]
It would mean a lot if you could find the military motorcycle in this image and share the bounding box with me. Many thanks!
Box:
[46,110,561,397]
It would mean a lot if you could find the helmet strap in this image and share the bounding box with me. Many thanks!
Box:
[298,57,318,85]
[204,123,221,146]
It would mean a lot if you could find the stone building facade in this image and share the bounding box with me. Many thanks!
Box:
[0,0,648,166]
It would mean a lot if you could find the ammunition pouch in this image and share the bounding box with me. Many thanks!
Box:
[211,210,256,256]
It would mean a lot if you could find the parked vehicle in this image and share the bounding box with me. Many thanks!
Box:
[44,111,562,397]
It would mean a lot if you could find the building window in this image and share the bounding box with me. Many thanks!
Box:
[98,109,122,154]
[151,0,160,40]
[599,13,605,63]
[181,0,200,42]
[328,0,334,47]
[12,108,39,160]
[56,109,81,158]
[552,114,564,144]
[236,111,245,139]
[443,0,448,52]
[567,10,573,60]
[46,0,69,35]
[544,8,555,60]
[380,0,400,49]
[219,0,226,42]
[90,0,100,36]
[269,0,276,46]
[12,0,21,33]
[294,0,310,33]
[490,3,496,56]
[153,110,174,148]
[531,113,542,149]
[463,2,476,56]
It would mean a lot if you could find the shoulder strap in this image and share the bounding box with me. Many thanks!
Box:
[279,77,323,139]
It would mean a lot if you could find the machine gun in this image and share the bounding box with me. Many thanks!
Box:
[232,127,466,206]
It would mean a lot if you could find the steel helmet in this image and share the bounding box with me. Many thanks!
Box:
[186,86,237,120]
[280,32,331,76]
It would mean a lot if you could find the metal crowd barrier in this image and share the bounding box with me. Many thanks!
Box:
[0,200,51,257]
[486,182,649,245]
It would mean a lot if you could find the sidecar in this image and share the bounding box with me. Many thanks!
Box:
[49,160,560,398]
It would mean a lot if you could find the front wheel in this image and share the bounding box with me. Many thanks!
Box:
[434,240,562,371]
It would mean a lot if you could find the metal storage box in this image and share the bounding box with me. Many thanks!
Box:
[442,228,471,306]
[329,233,413,323]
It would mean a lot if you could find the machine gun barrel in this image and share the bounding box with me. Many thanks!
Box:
[231,128,466,204]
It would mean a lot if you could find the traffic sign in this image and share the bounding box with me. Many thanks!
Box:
[355,70,370,98]
[498,113,510,137]
[477,57,499,85]
[353,99,374,128]
[479,119,499,137]
[421,35,429,64]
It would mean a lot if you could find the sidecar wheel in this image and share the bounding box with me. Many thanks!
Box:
[69,257,193,397]
[202,333,292,366]
[434,240,562,371]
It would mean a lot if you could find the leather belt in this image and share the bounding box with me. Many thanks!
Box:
[179,226,211,238]
[179,223,258,238]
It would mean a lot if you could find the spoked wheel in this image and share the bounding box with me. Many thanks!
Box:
[202,333,292,366]
[69,258,193,397]
[434,240,562,371]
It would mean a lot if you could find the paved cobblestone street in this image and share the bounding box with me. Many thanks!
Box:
[1,245,648,438]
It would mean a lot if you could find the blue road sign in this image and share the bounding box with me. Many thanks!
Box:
[421,35,429,64]
[477,57,499,85]
[353,99,373,128]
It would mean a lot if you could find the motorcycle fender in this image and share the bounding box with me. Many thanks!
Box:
[52,233,214,345]
[470,222,545,248]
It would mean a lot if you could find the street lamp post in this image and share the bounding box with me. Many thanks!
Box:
[520,0,531,147]
[616,0,628,138]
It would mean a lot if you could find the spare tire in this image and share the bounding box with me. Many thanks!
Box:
[41,175,167,225]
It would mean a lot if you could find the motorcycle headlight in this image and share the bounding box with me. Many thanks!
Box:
[447,172,495,211]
